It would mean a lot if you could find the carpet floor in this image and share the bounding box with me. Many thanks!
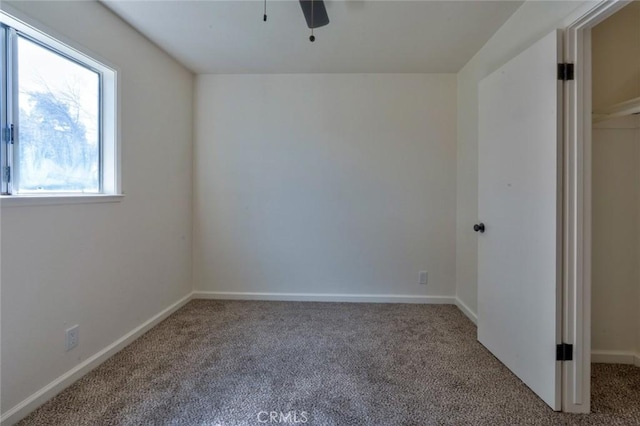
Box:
[17,300,640,425]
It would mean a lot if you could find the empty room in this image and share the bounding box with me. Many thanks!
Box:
[1,0,639,425]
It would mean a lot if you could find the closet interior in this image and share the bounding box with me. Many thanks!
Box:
[591,0,640,369]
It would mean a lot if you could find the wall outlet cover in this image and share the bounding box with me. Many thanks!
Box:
[65,325,79,351]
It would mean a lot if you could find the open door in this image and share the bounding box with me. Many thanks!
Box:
[477,30,563,410]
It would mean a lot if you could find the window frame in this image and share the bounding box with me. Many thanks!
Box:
[0,9,121,204]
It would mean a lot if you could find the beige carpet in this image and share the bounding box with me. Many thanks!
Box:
[17,300,640,425]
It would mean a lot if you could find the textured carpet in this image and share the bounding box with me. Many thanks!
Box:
[17,300,640,425]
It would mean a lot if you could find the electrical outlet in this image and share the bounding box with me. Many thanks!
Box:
[65,325,79,351]
[419,271,428,285]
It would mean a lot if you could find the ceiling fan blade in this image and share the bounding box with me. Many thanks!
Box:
[299,0,330,29]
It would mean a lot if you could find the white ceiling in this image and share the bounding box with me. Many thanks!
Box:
[102,0,523,74]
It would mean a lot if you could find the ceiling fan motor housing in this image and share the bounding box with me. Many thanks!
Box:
[299,0,330,29]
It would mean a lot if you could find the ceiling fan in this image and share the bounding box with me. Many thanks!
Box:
[263,0,330,42]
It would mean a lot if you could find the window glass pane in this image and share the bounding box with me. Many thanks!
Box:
[18,35,99,193]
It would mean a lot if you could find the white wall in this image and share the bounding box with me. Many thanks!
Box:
[455,0,597,315]
[194,74,457,299]
[591,116,640,353]
[592,1,640,112]
[0,0,193,416]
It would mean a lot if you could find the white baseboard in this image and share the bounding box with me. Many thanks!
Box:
[193,291,455,304]
[454,297,477,325]
[1,293,193,426]
[591,350,640,366]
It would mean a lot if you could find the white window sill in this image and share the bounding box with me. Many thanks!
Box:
[0,194,124,207]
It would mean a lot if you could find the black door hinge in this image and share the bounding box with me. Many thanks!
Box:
[558,63,575,81]
[556,343,573,361]
[4,124,14,144]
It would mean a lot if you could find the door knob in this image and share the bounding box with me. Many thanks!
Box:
[473,223,485,233]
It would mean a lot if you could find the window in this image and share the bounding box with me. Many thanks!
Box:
[1,12,118,198]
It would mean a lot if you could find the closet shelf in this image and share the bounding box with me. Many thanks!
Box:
[593,96,640,123]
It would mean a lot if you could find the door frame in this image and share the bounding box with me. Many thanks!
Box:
[562,0,631,413]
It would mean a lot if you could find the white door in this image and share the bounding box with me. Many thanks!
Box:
[477,30,563,410]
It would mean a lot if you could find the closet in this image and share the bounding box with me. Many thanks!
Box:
[591,1,640,367]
